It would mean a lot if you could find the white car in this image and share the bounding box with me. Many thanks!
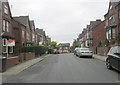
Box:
[76,48,93,58]
[74,47,80,55]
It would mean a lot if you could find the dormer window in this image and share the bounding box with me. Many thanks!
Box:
[4,4,9,14]
[109,5,113,10]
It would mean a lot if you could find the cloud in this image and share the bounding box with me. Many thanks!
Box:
[9,0,109,44]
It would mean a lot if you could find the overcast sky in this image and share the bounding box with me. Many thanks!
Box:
[9,0,109,44]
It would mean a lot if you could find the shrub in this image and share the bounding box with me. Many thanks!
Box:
[48,48,54,54]
[21,46,48,56]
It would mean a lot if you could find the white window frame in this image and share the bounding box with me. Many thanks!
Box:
[3,20,9,32]
[2,38,7,46]
[4,4,9,14]
[22,30,25,39]
[112,28,116,39]
[109,15,115,25]
[3,46,7,53]
[32,33,35,42]
[9,46,13,53]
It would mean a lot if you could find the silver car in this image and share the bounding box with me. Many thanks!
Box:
[76,48,93,58]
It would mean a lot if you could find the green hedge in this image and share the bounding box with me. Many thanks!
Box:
[21,46,48,56]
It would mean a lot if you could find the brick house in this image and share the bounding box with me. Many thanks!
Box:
[12,19,26,54]
[59,43,70,53]
[104,1,120,47]
[87,20,101,48]
[13,16,33,46]
[30,20,36,45]
[92,20,108,55]
[78,20,101,48]
[35,28,47,46]
[0,0,15,57]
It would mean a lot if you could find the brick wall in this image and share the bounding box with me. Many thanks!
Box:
[6,56,19,69]
[24,53,35,61]
[19,53,25,62]
[97,47,109,56]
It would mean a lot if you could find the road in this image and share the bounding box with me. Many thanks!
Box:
[3,53,119,83]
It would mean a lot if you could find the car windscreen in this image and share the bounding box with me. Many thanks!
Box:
[80,48,90,51]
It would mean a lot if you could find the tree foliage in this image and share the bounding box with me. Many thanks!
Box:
[71,39,79,51]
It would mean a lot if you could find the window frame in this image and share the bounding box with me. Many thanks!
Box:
[2,38,7,46]
[3,20,9,32]
[4,4,9,15]
[9,46,13,53]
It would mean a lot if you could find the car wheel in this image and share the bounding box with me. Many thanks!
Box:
[106,59,112,70]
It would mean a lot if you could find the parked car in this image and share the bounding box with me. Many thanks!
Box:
[76,48,93,58]
[53,49,60,54]
[74,47,80,56]
[106,46,120,72]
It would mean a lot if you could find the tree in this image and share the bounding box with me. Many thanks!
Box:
[71,39,79,51]
[48,41,57,49]
[56,45,60,50]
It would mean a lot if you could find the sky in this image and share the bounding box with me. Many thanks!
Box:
[9,0,109,45]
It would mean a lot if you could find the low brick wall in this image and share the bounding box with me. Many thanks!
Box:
[97,47,109,56]
[19,53,25,62]
[6,56,19,69]
[24,53,35,61]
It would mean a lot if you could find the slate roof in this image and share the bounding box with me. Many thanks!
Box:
[13,16,31,30]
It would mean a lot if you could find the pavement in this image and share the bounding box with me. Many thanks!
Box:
[93,54,106,62]
[2,54,51,75]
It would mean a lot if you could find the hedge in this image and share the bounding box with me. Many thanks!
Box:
[21,46,48,56]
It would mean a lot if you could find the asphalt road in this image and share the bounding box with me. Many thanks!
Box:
[3,53,120,83]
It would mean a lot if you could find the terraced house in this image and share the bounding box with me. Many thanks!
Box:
[0,0,15,57]
[77,1,120,56]
[0,0,51,72]
[105,1,120,46]
[13,16,33,47]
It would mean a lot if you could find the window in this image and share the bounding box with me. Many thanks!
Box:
[107,29,112,39]
[109,5,113,10]
[26,32,30,41]
[3,46,7,53]
[2,38,7,46]
[36,35,37,43]
[22,30,25,39]
[3,20,9,32]
[109,15,115,25]
[106,28,116,39]
[4,4,9,14]
[112,28,115,39]
[32,33,35,42]
[2,38,7,53]
[8,46,13,53]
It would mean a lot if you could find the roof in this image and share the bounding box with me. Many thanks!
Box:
[13,16,31,30]
[36,28,45,37]
[59,43,70,47]
[30,20,35,31]
[110,0,120,7]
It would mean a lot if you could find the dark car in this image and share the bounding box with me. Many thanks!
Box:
[106,46,120,72]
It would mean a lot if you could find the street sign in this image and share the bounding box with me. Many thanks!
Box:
[7,39,15,46]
